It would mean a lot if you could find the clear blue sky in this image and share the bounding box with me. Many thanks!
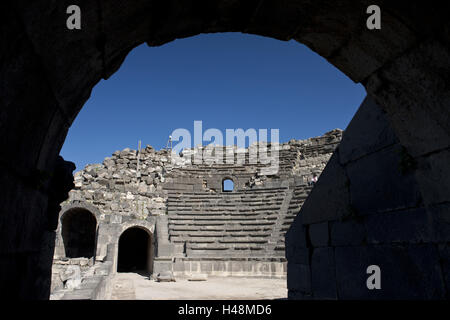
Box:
[61,33,366,170]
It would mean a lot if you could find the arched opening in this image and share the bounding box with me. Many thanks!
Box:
[222,178,235,192]
[117,227,153,275]
[61,33,364,298]
[3,2,449,300]
[61,208,97,259]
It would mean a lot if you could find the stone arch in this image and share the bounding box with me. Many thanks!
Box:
[59,201,103,229]
[116,223,155,276]
[59,205,98,259]
[1,1,450,299]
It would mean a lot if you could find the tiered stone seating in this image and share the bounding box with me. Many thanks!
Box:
[167,187,288,257]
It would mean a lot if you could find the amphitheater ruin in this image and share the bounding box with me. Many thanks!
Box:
[50,129,342,299]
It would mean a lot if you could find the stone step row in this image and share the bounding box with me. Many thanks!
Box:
[169,213,264,219]
[167,201,284,208]
[168,212,275,218]
[185,246,286,255]
[167,209,282,216]
[167,193,286,200]
[168,214,279,220]
[171,236,269,244]
[169,225,272,232]
[166,193,288,199]
[167,194,286,200]
[169,222,277,228]
[168,210,282,216]
[169,220,243,226]
[171,202,284,208]
[169,230,272,237]
[168,208,282,215]
[170,231,277,238]
[186,247,276,254]
[289,197,307,202]
[185,249,279,256]
[172,231,287,239]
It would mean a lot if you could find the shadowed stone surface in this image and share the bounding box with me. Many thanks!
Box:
[287,97,449,300]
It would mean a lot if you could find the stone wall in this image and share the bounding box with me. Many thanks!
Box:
[286,97,450,300]
[52,129,341,294]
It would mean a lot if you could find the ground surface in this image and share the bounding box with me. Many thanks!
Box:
[110,272,287,300]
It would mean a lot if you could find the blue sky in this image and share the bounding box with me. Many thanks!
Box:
[61,33,366,170]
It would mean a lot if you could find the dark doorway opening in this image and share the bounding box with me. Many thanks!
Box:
[61,208,97,258]
[117,227,152,274]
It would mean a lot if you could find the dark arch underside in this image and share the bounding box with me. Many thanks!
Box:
[1,1,450,300]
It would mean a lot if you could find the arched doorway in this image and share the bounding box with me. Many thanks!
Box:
[61,208,97,259]
[117,227,153,275]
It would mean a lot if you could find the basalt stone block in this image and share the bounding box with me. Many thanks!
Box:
[286,246,310,265]
[110,215,122,224]
[96,234,110,247]
[309,222,329,247]
[365,208,430,244]
[0,170,48,254]
[406,244,446,299]
[300,152,351,225]
[200,262,213,273]
[438,245,450,299]
[231,261,244,273]
[156,271,176,282]
[173,260,186,273]
[366,39,450,157]
[173,244,185,255]
[339,96,398,165]
[287,263,311,293]
[212,261,225,272]
[429,203,450,243]
[286,219,308,251]
[335,244,445,299]
[311,248,337,300]
[327,7,417,83]
[330,220,366,246]
[415,149,450,206]
[153,258,173,275]
[347,144,422,215]
[157,243,175,257]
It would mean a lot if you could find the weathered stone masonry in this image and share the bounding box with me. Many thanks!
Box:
[287,97,450,300]
[50,130,341,298]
